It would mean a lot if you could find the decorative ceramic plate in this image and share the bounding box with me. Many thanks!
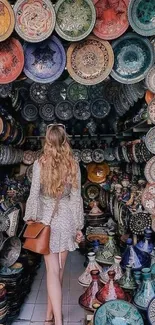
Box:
[81,149,92,164]
[91,99,111,119]
[144,156,155,183]
[0,237,21,268]
[145,66,155,94]
[73,149,81,162]
[0,213,10,232]
[0,0,15,42]
[55,0,96,41]
[14,0,56,42]
[92,149,104,163]
[84,182,100,200]
[55,100,73,120]
[0,83,12,98]
[0,38,24,84]
[104,148,115,161]
[147,98,155,124]
[128,0,155,36]
[94,300,144,325]
[88,82,105,100]
[67,81,89,102]
[87,162,109,183]
[104,80,120,104]
[129,212,152,235]
[111,33,154,84]
[48,81,67,104]
[39,103,55,121]
[148,297,155,325]
[145,127,155,154]
[67,35,114,85]
[21,103,38,121]
[142,184,155,215]
[93,0,129,40]
[30,82,48,103]
[24,35,66,83]
[73,100,91,120]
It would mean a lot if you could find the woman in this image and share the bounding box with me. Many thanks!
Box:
[24,124,84,325]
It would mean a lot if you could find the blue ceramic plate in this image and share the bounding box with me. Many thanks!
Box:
[128,0,155,37]
[111,33,154,84]
[148,297,155,324]
[94,300,144,325]
[23,35,66,83]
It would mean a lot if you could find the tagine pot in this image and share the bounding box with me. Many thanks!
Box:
[136,229,153,254]
[119,265,137,292]
[96,233,120,265]
[134,268,155,311]
[100,255,123,284]
[78,252,102,287]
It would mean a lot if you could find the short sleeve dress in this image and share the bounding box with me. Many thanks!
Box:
[24,160,84,253]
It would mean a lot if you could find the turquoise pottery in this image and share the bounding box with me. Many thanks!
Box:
[134,268,155,310]
[111,33,154,84]
[94,300,144,325]
[96,233,120,265]
[148,297,155,325]
[118,265,137,291]
[128,0,155,37]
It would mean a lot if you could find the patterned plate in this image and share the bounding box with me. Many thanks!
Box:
[30,83,48,104]
[111,33,154,84]
[147,98,155,124]
[48,81,67,104]
[0,213,10,232]
[88,82,105,100]
[39,103,55,121]
[145,127,155,154]
[0,236,21,268]
[21,103,38,121]
[67,81,89,102]
[14,0,56,42]
[142,184,155,215]
[92,149,104,163]
[73,100,91,120]
[104,80,120,104]
[0,0,15,42]
[129,212,151,235]
[0,83,12,98]
[148,297,155,325]
[24,35,66,83]
[73,149,81,162]
[84,182,100,200]
[67,35,114,85]
[93,0,129,40]
[81,149,92,164]
[55,0,96,41]
[144,156,155,183]
[55,100,73,120]
[128,0,155,36]
[0,38,24,84]
[145,65,155,94]
[91,99,111,119]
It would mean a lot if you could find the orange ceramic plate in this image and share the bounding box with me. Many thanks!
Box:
[0,0,15,42]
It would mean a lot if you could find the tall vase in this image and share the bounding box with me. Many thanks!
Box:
[96,270,129,304]
[100,255,123,284]
[118,265,137,291]
[134,268,155,310]
[136,229,153,254]
[79,270,103,312]
[78,252,102,287]
[96,233,120,265]
[121,238,151,271]
[133,271,141,288]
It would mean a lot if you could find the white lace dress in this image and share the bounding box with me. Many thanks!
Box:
[24,160,84,253]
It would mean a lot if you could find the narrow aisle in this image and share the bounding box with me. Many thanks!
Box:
[12,251,85,325]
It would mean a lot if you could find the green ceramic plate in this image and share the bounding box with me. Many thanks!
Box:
[128,0,155,36]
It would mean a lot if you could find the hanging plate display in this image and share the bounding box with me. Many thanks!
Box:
[21,103,38,122]
[147,98,155,124]
[81,149,92,164]
[55,100,73,120]
[91,99,111,119]
[0,38,24,84]
[145,127,155,154]
[55,0,96,42]
[93,0,129,40]
[30,83,48,104]
[39,103,55,121]
[111,33,154,84]
[128,0,155,37]
[144,156,155,183]
[94,300,144,325]
[145,66,155,94]
[23,35,66,83]
[48,82,67,104]
[67,81,89,102]
[92,149,104,163]
[73,100,91,120]
[129,212,151,235]
[67,35,114,85]
[142,184,155,215]
[84,183,100,200]
[14,0,56,43]
[0,0,15,42]
[87,162,110,183]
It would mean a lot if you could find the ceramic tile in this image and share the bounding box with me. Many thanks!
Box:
[30,322,44,325]
[31,304,47,321]
[70,279,84,292]
[31,279,42,291]
[36,290,47,304]
[25,291,38,304]
[12,322,30,325]
[18,304,35,321]
[68,305,85,323]
[68,289,83,305]
[39,279,47,291]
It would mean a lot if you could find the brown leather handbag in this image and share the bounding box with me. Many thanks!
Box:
[23,222,50,255]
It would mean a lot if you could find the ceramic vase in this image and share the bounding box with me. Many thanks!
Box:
[136,228,153,254]
[79,270,103,312]
[133,271,141,288]
[100,255,123,284]
[96,270,129,304]
[78,252,102,287]
[134,268,155,310]
[96,233,120,265]
[121,238,151,271]
[118,265,137,291]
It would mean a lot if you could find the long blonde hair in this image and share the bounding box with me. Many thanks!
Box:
[39,125,78,197]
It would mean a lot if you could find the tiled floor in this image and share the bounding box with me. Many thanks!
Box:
[12,251,86,325]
